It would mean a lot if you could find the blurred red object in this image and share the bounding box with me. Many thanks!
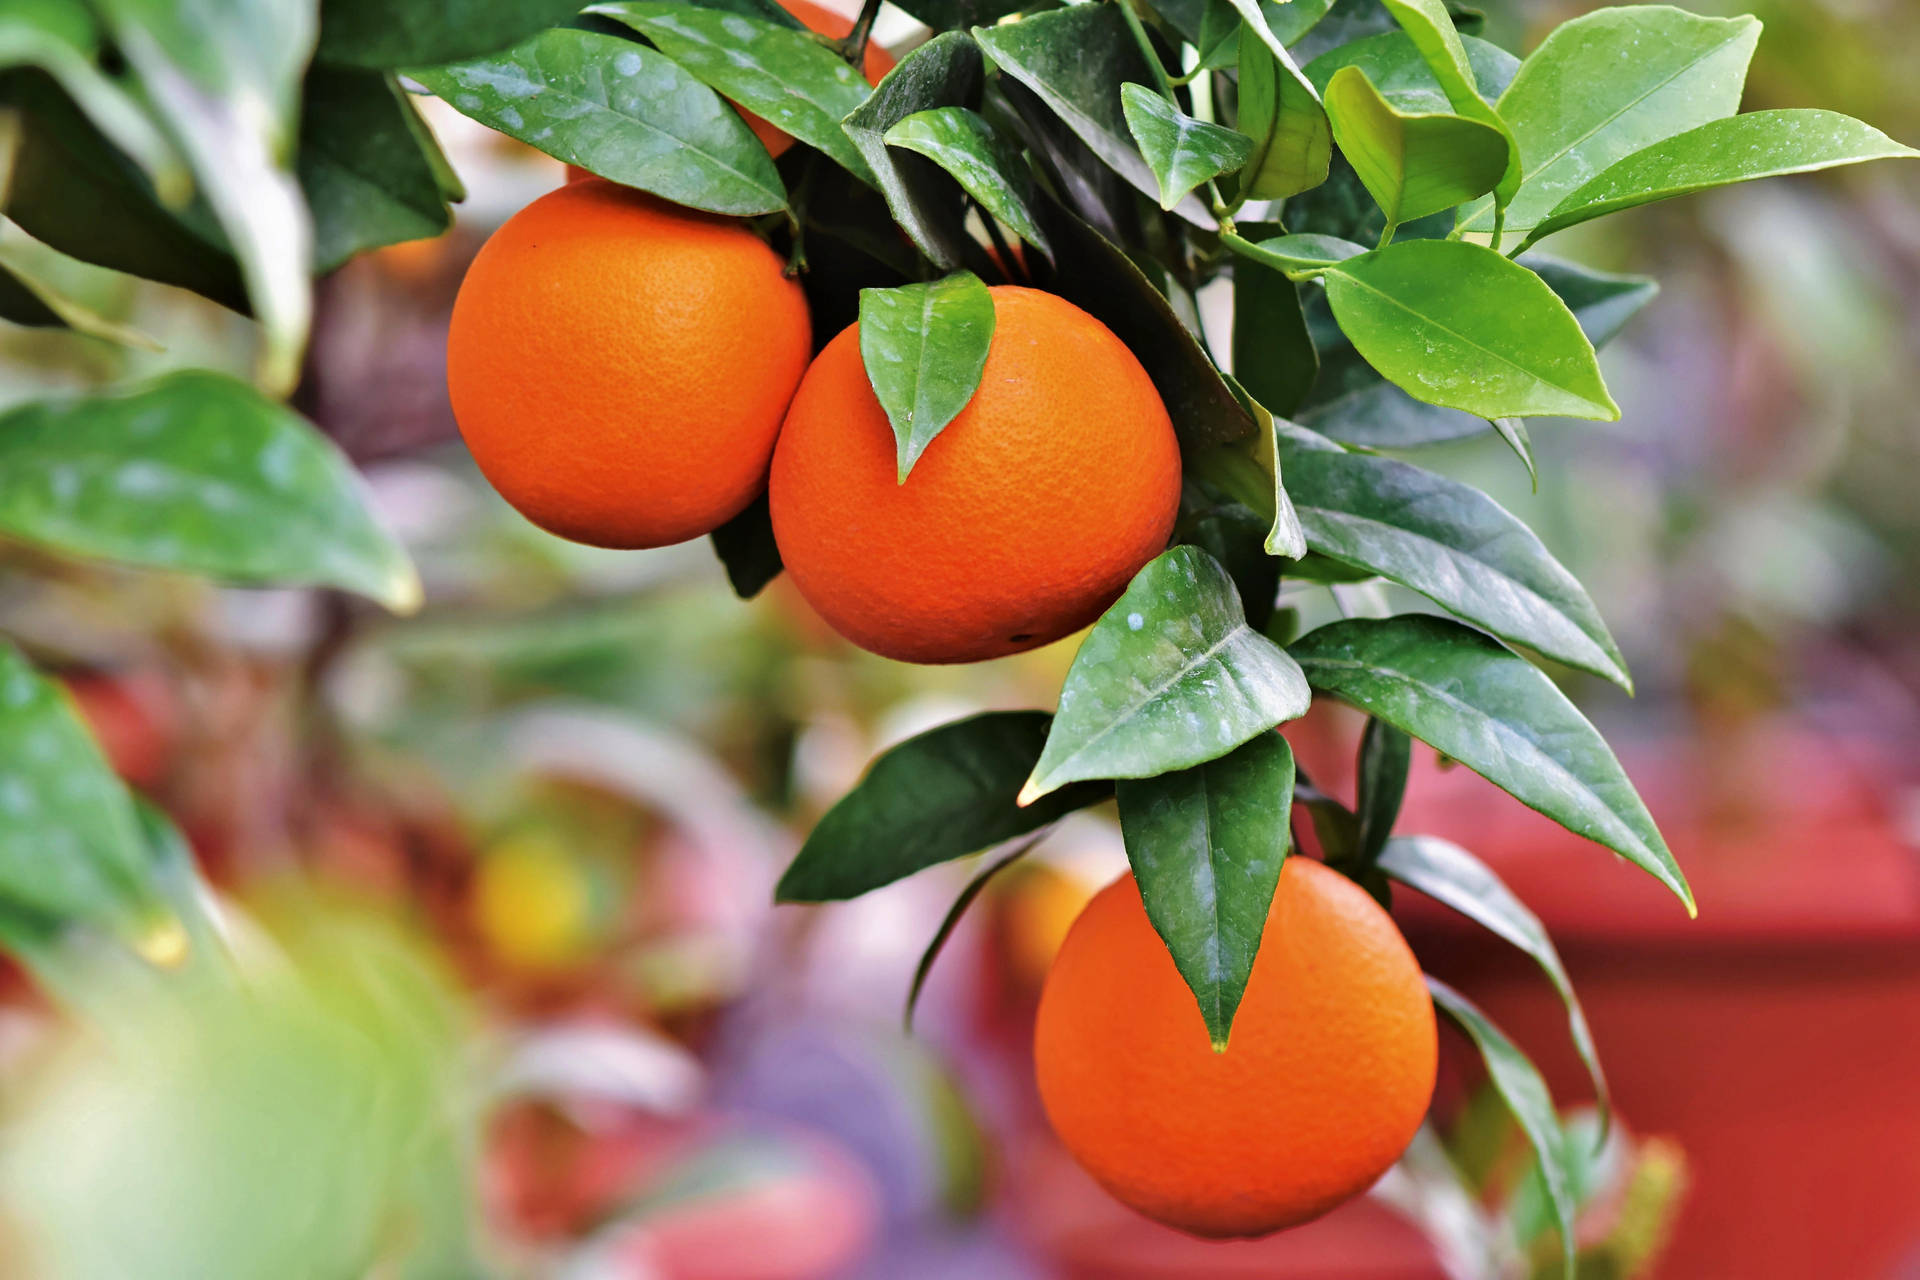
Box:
[63,669,177,790]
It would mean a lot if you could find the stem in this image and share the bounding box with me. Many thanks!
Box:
[1489,202,1506,254]
[1115,0,1177,101]
[1376,220,1398,250]
[838,0,883,63]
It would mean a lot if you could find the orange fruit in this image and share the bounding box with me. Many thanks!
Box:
[768,286,1180,664]
[1034,859,1437,1238]
[447,178,811,548]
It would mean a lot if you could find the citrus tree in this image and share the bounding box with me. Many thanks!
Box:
[0,0,1914,1270]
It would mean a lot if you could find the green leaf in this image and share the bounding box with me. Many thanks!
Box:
[1323,65,1507,229]
[1181,385,1306,562]
[904,837,1036,1030]
[1117,731,1294,1049]
[1277,427,1628,682]
[1376,0,1517,222]
[1291,615,1690,912]
[859,273,997,482]
[413,28,786,217]
[1429,977,1577,1278]
[843,31,984,270]
[777,712,1110,902]
[318,0,586,68]
[1178,494,1282,634]
[1231,251,1318,418]
[973,6,1215,227]
[708,492,782,598]
[0,229,162,350]
[0,643,165,938]
[1305,28,1517,111]
[1521,254,1657,349]
[1191,0,1246,71]
[1234,25,1333,201]
[1381,835,1608,1132]
[1353,717,1409,862]
[1490,415,1536,486]
[883,106,1052,256]
[92,0,317,393]
[1521,109,1920,250]
[1120,84,1252,211]
[591,2,876,185]
[1321,238,1618,421]
[1225,230,1368,277]
[0,371,420,611]
[1459,7,1761,240]
[299,68,452,273]
[1022,547,1310,804]
[888,0,1025,34]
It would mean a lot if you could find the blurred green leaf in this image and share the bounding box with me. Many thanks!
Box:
[298,67,452,273]
[316,0,586,69]
[860,273,996,481]
[1117,731,1294,1048]
[1235,24,1332,200]
[1120,84,1251,211]
[1291,615,1691,911]
[413,28,786,216]
[1023,547,1310,803]
[884,106,1052,257]
[0,371,420,610]
[1323,65,1507,229]
[0,227,162,349]
[843,31,984,270]
[777,712,1109,902]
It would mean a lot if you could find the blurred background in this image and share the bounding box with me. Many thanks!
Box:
[2,0,1918,1277]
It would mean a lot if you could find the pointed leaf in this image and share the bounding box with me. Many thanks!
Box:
[883,106,1052,256]
[1322,239,1618,421]
[905,837,1037,1030]
[1490,415,1537,486]
[1291,615,1690,911]
[1521,255,1657,348]
[0,372,420,611]
[1381,835,1608,1132]
[842,31,984,270]
[413,29,786,217]
[777,712,1109,902]
[1276,425,1629,686]
[299,68,452,273]
[1323,65,1508,228]
[1377,0,1518,219]
[1459,7,1761,240]
[1120,83,1252,211]
[1118,732,1294,1048]
[1522,109,1920,250]
[591,2,877,185]
[317,0,586,68]
[1353,717,1410,862]
[859,273,996,481]
[709,492,782,598]
[1234,24,1333,200]
[1023,547,1310,803]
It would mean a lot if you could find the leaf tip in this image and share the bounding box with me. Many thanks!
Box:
[379,561,426,616]
[1015,777,1048,808]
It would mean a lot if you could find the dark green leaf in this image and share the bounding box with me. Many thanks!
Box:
[1023,547,1310,803]
[1459,7,1760,240]
[842,31,984,270]
[708,492,782,598]
[889,0,1025,35]
[859,273,996,481]
[1381,835,1607,1131]
[1192,0,1246,71]
[1117,731,1294,1048]
[904,837,1037,1030]
[1232,254,1318,418]
[1291,615,1690,911]
[413,28,785,216]
[1177,494,1282,633]
[883,106,1051,256]
[1304,28,1516,110]
[1490,415,1536,486]
[1321,239,1618,421]
[1429,977,1577,1277]
[317,0,586,68]
[299,68,452,273]
[1280,150,1452,247]
[1520,254,1657,348]
[1323,65,1507,228]
[0,371,420,610]
[777,712,1109,902]
[1121,83,1252,211]
[991,78,1133,245]
[1353,717,1409,861]
[1522,110,1920,250]
[591,2,876,184]
[1235,24,1332,200]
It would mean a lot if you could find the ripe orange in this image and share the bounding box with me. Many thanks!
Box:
[1034,859,1437,1238]
[447,178,811,548]
[768,286,1180,664]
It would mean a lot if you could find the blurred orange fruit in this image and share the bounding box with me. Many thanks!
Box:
[1034,860,1437,1238]
[768,286,1180,663]
[447,179,810,548]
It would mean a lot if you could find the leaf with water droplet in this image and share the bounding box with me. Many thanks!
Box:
[859,273,996,481]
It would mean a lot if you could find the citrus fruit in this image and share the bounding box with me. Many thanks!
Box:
[1034,859,1437,1238]
[447,178,811,548]
[768,286,1180,664]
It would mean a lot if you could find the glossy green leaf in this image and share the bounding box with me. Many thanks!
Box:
[859,273,996,482]
[883,106,1052,256]
[1192,0,1246,71]
[843,31,984,270]
[1323,65,1507,229]
[1232,252,1318,418]
[0,371,420,611]
[0,231,161,350]
[1377,0,1517,221]
[1118,731,1294,1048]
[0,643,165,938]
[1382,835,1608,1131]
[973,6,1214,226]
[92,0,316,394]
[1521,254,1658,348]
[1291,615,1690,911]
[778,712,1110,901]
[1460,7,1761,240]
[708,493,782,598]
[1304,28,1517,111]
[1022,547,1311,804]
[317,0,585,68]
[1224,230,1367,277]
[1429,977,1577,1277]
[1178,494,1282,634]
[1182,387,1307,562]
[299,68,452,273]
[1521,109,1920,250]
[905,836,1037,1030]
[1322,239,1618,421]
[1235,24,1333,200]
[1121,84,1252,211]
[413,29,785,217]
[1353,717,1409,862]
[592,2,877,185]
